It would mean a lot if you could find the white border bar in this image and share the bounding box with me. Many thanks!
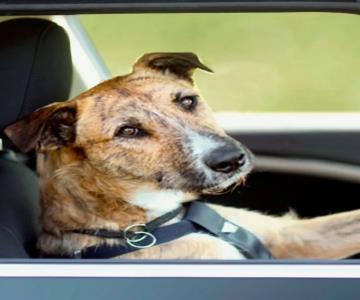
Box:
[1,264,360,278]
[216,112,360,132]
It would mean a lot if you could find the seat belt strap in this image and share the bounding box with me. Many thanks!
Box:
[185,201,273,259]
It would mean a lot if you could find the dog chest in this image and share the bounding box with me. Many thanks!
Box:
[182,233,246,260]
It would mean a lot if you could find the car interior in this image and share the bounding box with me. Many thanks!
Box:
[1,14,360,260]
[0,18,72,258]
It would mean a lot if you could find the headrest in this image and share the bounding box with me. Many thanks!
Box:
[0,18,72,131]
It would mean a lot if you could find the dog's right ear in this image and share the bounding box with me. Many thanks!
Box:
[133,52,213,81]
[4,101,77,153]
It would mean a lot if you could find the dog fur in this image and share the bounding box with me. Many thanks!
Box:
[5,52,360,259]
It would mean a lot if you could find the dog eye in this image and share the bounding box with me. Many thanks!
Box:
[115,126,142,138]
[177,96,198,111]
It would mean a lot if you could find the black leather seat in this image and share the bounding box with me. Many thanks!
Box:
[0,18,72,258]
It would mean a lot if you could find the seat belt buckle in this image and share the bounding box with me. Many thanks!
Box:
[221,221,239,233]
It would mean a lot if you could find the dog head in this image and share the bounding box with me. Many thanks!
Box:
[5,53,253,197]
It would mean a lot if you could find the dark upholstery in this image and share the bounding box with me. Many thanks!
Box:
[0,159,40,258]
[0,18,72,258]
[0,18,72,130]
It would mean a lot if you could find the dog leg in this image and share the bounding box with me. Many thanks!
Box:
[120,233,243,260]
[273,209,360,259]
[211,204,360,259]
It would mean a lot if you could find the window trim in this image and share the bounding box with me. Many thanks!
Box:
[216,113,360,132]
[2,261,360,278]
[1,1,360,16]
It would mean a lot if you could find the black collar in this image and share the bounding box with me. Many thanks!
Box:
[57,201,273,259]
[69,205,183,240]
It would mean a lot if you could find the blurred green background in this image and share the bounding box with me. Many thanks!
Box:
[80,13,360,112]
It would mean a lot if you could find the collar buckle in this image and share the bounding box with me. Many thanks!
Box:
[124,223,157,249]
[73,249,82,258]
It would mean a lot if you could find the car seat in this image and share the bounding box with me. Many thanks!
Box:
[0,18,72,258]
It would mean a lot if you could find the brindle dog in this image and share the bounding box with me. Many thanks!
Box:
[5,53,360,259]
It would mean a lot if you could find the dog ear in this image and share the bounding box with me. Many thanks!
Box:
[4,101,77,153]
[133,52,213,81]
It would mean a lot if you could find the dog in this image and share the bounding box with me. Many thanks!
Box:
[5,52,360,259]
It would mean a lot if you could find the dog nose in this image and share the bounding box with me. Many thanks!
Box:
[204,146,246,174]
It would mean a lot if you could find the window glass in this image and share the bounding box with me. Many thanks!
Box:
[80,13,360,112]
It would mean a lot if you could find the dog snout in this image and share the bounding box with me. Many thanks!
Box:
[203,145,248,174]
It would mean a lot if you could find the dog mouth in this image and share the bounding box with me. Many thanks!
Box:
[200,170,249,195]
[157,166,250,196]
[200,147,254,195]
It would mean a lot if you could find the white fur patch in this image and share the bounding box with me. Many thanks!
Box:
[186,130,224,181]
[131,188,186,218]
[188,130,223,158]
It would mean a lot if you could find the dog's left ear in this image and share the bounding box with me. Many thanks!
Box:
[133,52,213,81]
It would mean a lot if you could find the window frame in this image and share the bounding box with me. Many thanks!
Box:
[0,0,360,15]
[3,3,360,293]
